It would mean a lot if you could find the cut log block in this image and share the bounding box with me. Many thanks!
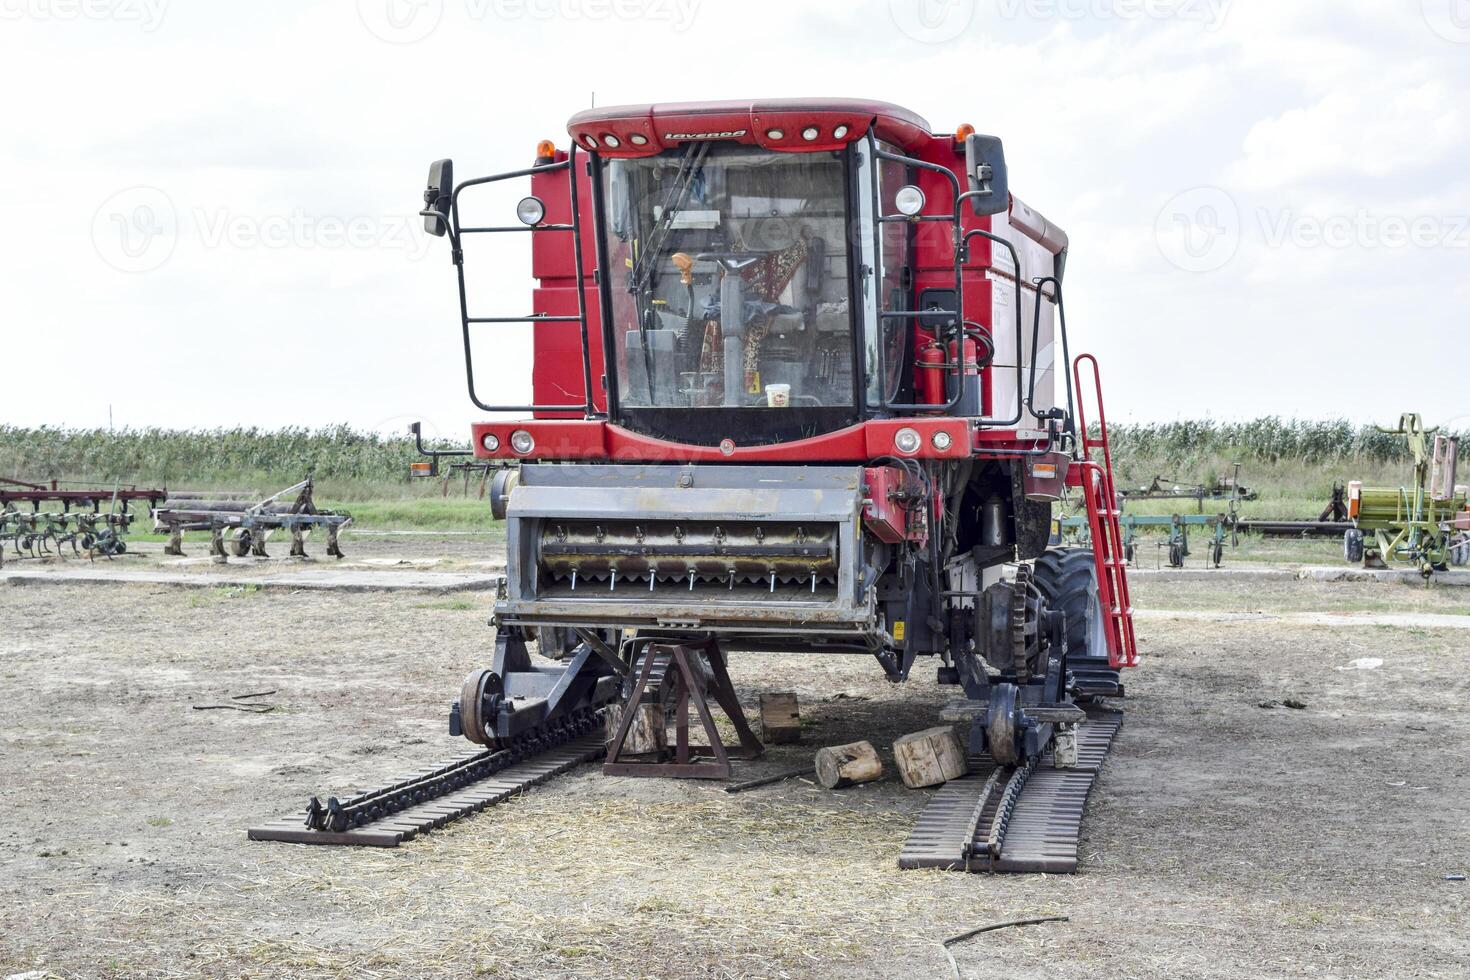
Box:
[892,726,968,789]
[814,741,883,789]
[605,701,666,756]
[759,692,802,744]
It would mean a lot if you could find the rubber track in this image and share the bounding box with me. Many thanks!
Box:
[247,735,606,847]
[897,711,1122,874]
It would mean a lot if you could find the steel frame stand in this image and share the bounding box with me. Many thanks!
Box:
[602,640,762,780]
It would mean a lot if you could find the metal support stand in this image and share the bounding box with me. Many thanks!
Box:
[603,641,762,780]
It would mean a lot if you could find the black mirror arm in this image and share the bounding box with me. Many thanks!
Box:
[410,422,474,460]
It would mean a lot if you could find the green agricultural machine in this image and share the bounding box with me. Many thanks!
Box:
[1344,414,1470,574]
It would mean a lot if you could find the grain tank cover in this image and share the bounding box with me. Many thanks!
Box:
[567,98,933,157]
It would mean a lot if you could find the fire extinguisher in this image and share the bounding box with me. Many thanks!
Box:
[949,334,982,416]
[916,341,946,406]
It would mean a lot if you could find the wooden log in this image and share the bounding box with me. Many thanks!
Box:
[605,701,666,756]
[814,741,883,789]
[759,692,802,744]
[892,726,968,789]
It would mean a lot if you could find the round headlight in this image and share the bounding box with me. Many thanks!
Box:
[894,427,922,455]
[894,185,926,217]
[481,432,500,453]
[629,134,648,146]
[515,196,546,226]
[581,134,598,149]
[766,128,785,140]
[931,431,953,451]
[833,124,849,139]
[801,126,820,141]
[602,134,620,148]
[510,430,535,455]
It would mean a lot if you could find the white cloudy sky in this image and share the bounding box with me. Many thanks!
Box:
[3,0,1468,440]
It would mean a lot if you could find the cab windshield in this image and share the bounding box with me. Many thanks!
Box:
[600,143,856,429]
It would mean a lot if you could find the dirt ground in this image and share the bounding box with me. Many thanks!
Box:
[2,544,1468,979]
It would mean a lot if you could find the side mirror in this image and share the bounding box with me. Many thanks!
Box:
[963,135,1009,216]
[422,158,454,236]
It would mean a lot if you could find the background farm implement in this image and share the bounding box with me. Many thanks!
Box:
[1343,414,1469,573]
[152,478,350,560]
[1055,467,1248,568]
[0,478,163,564]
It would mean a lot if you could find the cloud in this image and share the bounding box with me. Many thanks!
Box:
[1228,75,1466,190]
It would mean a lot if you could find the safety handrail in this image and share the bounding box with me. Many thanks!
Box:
[439,148,598,417]
[866,137,1033,426]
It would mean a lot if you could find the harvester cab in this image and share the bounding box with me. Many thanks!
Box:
[401,99,1138,868]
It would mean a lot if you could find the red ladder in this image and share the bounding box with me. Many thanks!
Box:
[1066,354,1138,669]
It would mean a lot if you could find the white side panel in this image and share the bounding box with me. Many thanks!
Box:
[988,277,1056,428]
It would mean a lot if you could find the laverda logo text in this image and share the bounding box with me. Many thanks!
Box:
[663,130,748,139]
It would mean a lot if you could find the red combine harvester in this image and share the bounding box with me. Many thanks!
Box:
[253,99,1137,873]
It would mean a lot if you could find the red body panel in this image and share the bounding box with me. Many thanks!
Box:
[862,466,925,545]
[530,153,605,417]
[471,417,971,464]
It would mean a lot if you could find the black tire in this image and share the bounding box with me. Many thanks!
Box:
[1344,529,1365,564]
[1032,547,1105,663]
[1168,542,1185,568]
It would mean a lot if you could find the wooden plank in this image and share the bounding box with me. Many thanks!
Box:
[759,692,802,744]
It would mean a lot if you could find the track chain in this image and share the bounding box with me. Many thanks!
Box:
[985,756,1039,858]
[303,707,604,833]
